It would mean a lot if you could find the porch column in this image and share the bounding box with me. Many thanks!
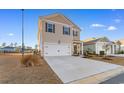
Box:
[81,42,83,55]
[71,43,74,55]
[112,44,115,54]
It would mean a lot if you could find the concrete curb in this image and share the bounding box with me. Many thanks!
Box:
[69,67,124,84]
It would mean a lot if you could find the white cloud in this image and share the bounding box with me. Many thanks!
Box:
[8,33,14,36]
[107,26,117,31]
[90,24,105,28]
[114,19,121,23]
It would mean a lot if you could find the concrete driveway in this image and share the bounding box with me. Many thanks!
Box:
[44,56,123,83]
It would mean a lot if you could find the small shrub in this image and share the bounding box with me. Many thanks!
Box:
[20,54,42,67]
[100,51,105,56]
[117,50,124,54]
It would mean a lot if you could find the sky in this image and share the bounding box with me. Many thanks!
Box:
[0,9,124,48]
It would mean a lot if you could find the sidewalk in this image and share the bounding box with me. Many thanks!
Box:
[70,67,124,84]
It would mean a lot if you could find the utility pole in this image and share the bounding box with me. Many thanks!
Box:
[21,9,24,57]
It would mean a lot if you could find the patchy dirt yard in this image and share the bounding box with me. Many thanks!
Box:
[87,55,124,66]
[0,54,62,84]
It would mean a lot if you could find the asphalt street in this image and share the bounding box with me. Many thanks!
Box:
[101,73,124,84]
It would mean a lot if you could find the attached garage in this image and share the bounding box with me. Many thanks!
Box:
[44,43,71,56]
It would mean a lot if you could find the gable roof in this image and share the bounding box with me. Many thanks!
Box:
[118,39,124,45]
[39,13,81,30]
[83,37,111,46]
[82,37,97,42]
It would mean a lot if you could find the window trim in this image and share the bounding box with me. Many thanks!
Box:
[63,26,70,35]
[73,30,78,36]
[46,22,55,33]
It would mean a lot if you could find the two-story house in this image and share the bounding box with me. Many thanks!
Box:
[38,13,82,56]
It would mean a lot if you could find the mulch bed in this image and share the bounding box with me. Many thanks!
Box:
[87,55,124,66]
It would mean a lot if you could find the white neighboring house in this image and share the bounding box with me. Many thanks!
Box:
[0,46,16,53]
[38,13,83,56]
[83,37,120,55]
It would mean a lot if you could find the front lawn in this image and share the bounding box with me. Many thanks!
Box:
[0,54,62,84]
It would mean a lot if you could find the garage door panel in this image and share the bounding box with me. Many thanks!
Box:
[44,44,58,56]
[44,43,71,56]
[58,45,71,56]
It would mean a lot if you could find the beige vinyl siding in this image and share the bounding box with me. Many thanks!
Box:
[73,30,80,41]
[38,14,81,56]
[42,20,74,44]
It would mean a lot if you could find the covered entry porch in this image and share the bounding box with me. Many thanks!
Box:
[72,40,83,56]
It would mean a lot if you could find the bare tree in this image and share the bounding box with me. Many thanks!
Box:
[35,44,38,50]
[102,43,111,59]
[14,42,17,47]
[116,40,121,53]
[2,43,6,47]
[10,42,13,47]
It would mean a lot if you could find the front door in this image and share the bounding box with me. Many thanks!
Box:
[73,45,78,55]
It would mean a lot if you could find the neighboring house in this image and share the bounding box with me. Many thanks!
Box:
[81,37,96,42]
[82,37,120,55]
[0,46,33,53]
[38,13,82,56]
[0,46,16,53]
[24,46,33,53]
[117,39,124,51]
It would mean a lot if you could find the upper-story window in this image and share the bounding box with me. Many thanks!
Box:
[63,26,70,35]
[46,22,55,33]
[73,30,78,36]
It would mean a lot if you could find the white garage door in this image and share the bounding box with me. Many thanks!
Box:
[44,43,71,56]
